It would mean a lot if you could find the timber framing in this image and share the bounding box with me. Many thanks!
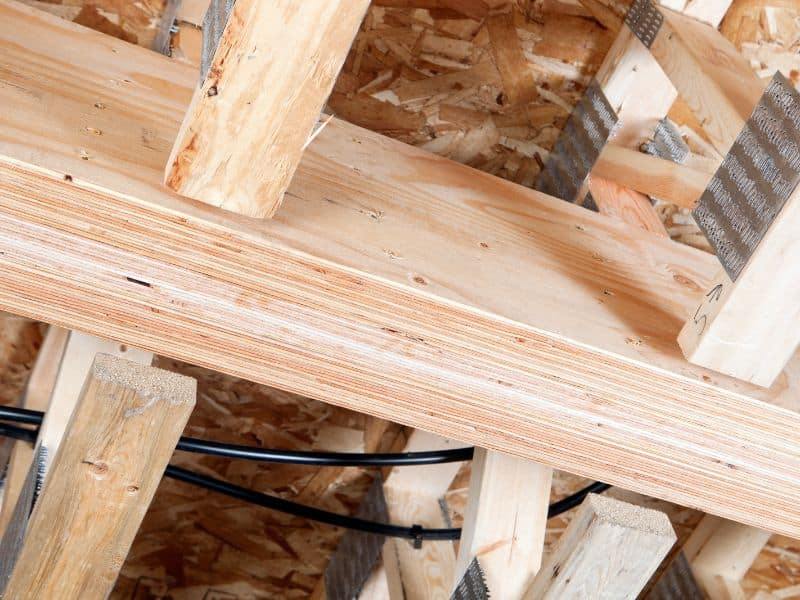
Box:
[2,1,800,541]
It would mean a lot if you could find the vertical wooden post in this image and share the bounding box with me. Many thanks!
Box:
[687,515,771,600]
[383,431,464,600]
[523,494,676,599]
[0,326,68,535]
[3,354,195,599]
[454,449,552,598]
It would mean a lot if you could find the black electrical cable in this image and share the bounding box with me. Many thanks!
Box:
[0,422,38,444]
[175,437,474,466]
[165,465,460,541]
[0,423,611,538]
[0,406,45,426]
[547,481,611,518]
[0,406,473,467]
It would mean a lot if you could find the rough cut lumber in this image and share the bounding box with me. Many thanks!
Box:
[3,354,195,599]
[165,0,370,218]
[383,431,463,600]
[523,494,677,599]
[650,7,764,156]
[687,515,771,599]
[3,2,800,537]
[0,326,68,536]
[454,450,552,598]
[593,145,715,210]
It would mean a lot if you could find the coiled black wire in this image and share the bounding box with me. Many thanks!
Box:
[0,409,610,540]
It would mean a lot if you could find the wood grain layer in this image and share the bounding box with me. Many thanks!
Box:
[2,2,800,536]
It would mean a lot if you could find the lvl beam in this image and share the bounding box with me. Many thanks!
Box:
[2,3,800,536]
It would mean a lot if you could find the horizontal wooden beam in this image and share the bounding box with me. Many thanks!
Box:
[2,2,800,536]
[593,145,714,209]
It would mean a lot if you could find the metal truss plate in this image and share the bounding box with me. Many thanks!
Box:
[625,0,663,49]
[201,0,237,82]
[452,558,490,600]
[644,118,689,165]
[646,552,704,600]
[324,476,389,600]
[535,79,619,203]
[694,72,800,281]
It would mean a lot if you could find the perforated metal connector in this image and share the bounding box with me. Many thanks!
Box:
[625,0,663,49]
[201,0,237,82]
[694,72,800,281]
[535,79,619,203]
[452,558,490,600]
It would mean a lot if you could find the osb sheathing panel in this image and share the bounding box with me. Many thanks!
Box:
[0,0,799,598]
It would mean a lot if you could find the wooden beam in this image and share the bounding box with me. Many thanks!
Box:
[2,2,800,537]
[587,24,676,228]
[0,326,68,535]
[587,176,669,236]
[523,494,676,599]
[0,332,153,589]
[165,0,370,218]
[678,193,800,387]
[454,450,552,598]
[649,7,764,156]
[687,515,771,599]
[3,354,195,599]
[593,144,715,210]
[383,431,464,599]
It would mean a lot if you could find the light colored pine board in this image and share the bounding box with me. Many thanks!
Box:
[523,494,677,599]
[3,354,195,599]
[3,2,800,537]
[678,191,800,387]
[594,26,677,150]
[589,25,675,232]
[165,0,370,218]
[383,431,464,600]
[454,450,552,598]
[593,144,714,210]
[659,0,733,27]
[687,515,771,600]
[588,176,670,237]
[0,326,68,536]
[650,7,765,156]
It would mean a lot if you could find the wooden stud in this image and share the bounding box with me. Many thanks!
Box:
[0,326,68,535]
[3,354,195,599]
[383,431,465,599]
[165,0,370,218]
[454,450,552,598]
[678,189,800,387]
[686,515,771,599]
[649,7,764,156]
[4,3,800,537]
[587,176,670,237]
[523,494,676,599]
[0,332,153,590]
[587,25,676,229]
[593,144,715,210]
